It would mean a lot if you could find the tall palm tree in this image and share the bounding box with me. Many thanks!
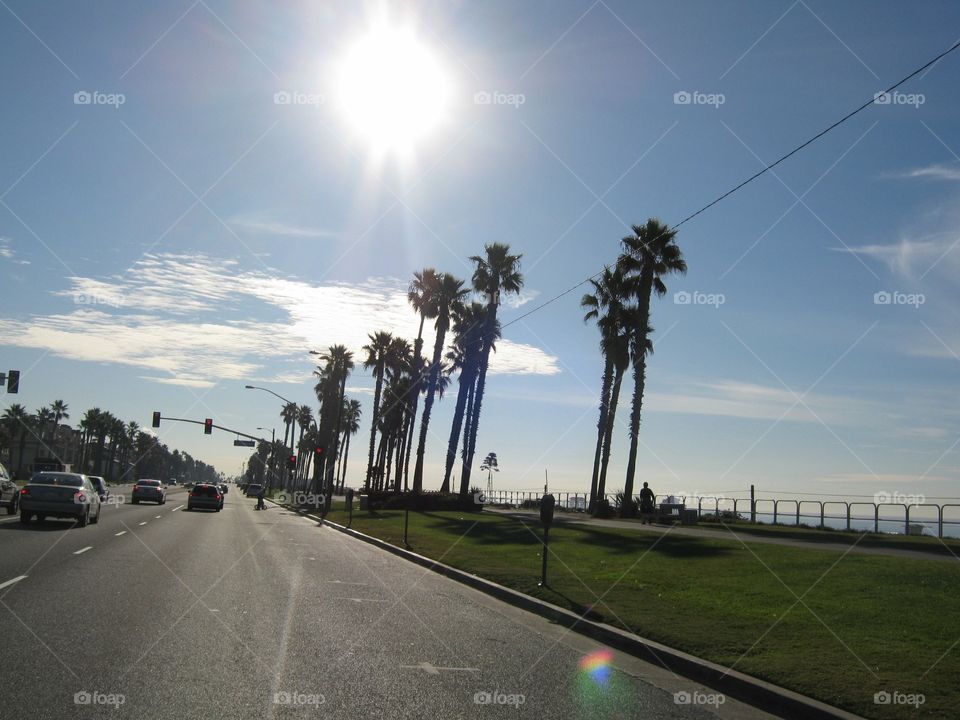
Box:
[280,402,298,455]
[296,404,313,480]
[50,399,69,460]
[362,331,394,491]
[339,399,362,489]
[378,337,412,489]
[412,272,468,493]
[445,302,500,495]
[2,404,31,476]
[314,344,354,494]
[581,266,633,513]
[617,219,686,517]
[596,309,633,513]
[35,406,54,458]
[461,243,523,494]
[405,268,440,486]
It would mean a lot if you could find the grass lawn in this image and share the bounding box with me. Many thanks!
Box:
[310,504,958,719]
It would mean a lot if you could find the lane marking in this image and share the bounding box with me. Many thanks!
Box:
[115,531,127,536]
[139,522,148,526]
[155,515,161,519]
[0,575,27,590]
[73,546,93,555]
[172,505,184,512]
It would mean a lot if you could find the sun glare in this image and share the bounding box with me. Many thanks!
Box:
[336,24,452,155]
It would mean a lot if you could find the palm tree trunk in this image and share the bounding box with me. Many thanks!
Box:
[457,364,478,499]
[413,324,447,493]
[341,432,352,489]
[596,364,625,514]
[588,356,614,513]
[403,313,426,488]
[441,361,474,493]
[365,369,383,491]
[622,268,654,519]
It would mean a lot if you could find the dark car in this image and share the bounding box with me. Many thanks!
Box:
[187,483,223,512]
[88,476,110,502]
[0,461,18,515]
[19,472,102,526]
[218,483,229,495]
[244,483,263,498]
[132,479,166,505]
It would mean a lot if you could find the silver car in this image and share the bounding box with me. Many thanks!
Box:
[0,461,18,515]
[20,472,102,526]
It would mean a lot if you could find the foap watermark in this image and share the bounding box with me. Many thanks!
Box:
[276,491,326,508]
[273,90,324,107]
[873,290,925,308]
[874,491,926,505]
[73,90,125,108]
[673,90,725,108]
[873,90,925,108]
[474,90,525,108]
[273,690,325,706]
[472,491,488,505]
[674,690,725,707]
[474,690,525,708]
[674,290,725,308]
[74,292,124,308]
[874,690,925,708]
[74,690,125,708]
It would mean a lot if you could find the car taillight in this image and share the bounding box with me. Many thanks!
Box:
[75,491,87,503]
[214,494,221,500]
[20,487,29,496]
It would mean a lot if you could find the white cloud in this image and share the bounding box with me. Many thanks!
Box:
[230,213,339,238]
[833,234,960,278]
[502,289,540,309]
[0,253,558,386]
[898,164,960,182]
[0,237,30,264]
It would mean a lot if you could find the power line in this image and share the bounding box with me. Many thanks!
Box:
[502,37,960,331]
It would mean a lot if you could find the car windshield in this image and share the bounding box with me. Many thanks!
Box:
[30,473,83,487]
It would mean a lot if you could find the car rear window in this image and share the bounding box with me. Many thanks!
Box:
[30,473,83,487]
[193,485,219,496]
[137,480,161,487]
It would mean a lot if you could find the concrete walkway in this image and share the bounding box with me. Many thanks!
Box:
[487,508,960,563]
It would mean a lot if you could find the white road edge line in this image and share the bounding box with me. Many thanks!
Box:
[0,575,27,590]
[73,546,93,555]
[115,531,127,536]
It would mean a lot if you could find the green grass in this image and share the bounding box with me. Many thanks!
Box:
[311,504,959,719]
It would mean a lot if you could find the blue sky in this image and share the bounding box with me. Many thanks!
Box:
[1,0,959,502]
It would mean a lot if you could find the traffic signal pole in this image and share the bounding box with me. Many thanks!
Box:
[152,415,269,444]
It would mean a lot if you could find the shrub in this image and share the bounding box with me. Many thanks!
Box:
[363,491,482,512]
[593,498,616,519]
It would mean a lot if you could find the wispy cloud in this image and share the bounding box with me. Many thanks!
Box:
[896,163,960,182]
[0,254,559,387]
[0,237,31,265]
[833,234,960,278]
[229,213,339,238]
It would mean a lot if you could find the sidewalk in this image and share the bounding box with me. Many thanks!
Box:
[487,508,960,562]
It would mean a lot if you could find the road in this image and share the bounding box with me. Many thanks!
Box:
[0,485,775,719]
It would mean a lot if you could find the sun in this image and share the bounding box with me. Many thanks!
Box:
[336,24,452,155]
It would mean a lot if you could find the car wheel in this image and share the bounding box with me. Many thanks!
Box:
[91,507,100,524]
[186,505,192,511]
[19,510,31,523]
[132,498,139,504]
[36,513,45,522]
[77,509,88,527]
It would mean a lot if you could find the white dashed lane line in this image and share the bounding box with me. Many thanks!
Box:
[0,575,27,590]
[73,546,93,555]
[155,515,161,519]
[115,531,127,536]
[172,505,184,512]
[138,522,147,526]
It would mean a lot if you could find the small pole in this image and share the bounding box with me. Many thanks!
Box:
[750,484,756,524]
[404,508,410,546]
[539,526,549,586]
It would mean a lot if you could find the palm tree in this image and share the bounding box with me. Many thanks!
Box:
[2,404,31,476]
[617,219,686,517]
[50,399,69,459]
[280,402,298,455]
[581,266,633,513]
[412,272,468,493]
[338,399,362,490]
[404,269,439,486]
[461,243,523,494]
[314,345,354,494]
[296,404,313,481]
[362,331,394,491]
[35,406,54,457]
[596,308,633,513]
[443,302,498,494]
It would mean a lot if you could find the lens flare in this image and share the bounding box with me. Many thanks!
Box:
[579,649,614,685]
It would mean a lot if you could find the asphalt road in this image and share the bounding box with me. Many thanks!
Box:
[0,485,776,719]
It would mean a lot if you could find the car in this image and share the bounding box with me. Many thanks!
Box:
[168,478,178,486]
[19,472,102,526]
[132,479,166,505]
[218,483,229,494]
[244,483,263,498]
[0,461,18,515]
[88,476,110,502]
[187,483,223,512]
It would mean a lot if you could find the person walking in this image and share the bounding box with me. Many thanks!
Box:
[639,481,655,524]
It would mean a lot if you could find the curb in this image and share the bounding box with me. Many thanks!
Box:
[274,502,865,720]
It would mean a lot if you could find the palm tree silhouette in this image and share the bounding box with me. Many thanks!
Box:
[362,331,394,491]
[617,219,686,518]
[413,272,468,493]
[2,404,31,476]
[461,244,523,493]
[404,268,439,487]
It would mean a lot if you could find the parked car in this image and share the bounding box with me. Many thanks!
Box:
[244,483,263,497]
[0,461,18,515]
[19,472,102,526]
[187,483,223,512]
[88,476,110,502]
[132,479,166,505]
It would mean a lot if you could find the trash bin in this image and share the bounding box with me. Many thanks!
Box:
[359,494,369,511]
[681,509,698,525]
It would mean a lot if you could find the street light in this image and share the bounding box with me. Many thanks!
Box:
[244,384,294,406]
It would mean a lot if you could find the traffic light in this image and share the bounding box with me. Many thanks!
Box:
[286,454,297,470]
[314,446,325,460]
[204,418,213,435]
[6,370,19,394]
[152,411,161,428]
